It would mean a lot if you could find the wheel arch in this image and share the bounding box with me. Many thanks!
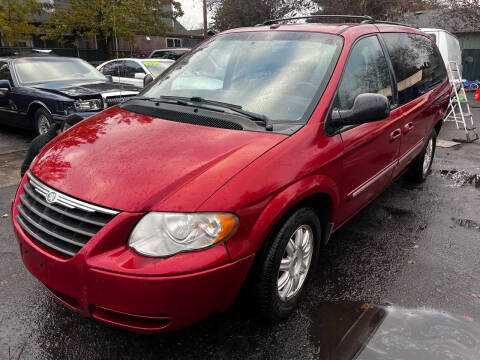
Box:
[27,101,52,126]
[434,117,443,137]
[239,175,340,298]
[250,174,340,260]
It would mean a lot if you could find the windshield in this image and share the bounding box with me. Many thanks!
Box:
[141,32,343,124]
[141,60,170,77]
[14,58,107,84]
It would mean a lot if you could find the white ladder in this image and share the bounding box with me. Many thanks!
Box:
[444,61,478,142]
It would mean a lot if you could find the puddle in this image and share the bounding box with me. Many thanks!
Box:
[307,302,480,360]
[452,217,480,232]
[435,170,480,188]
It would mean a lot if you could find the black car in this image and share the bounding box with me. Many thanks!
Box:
[149,48,189,60]
[0,56,139,135]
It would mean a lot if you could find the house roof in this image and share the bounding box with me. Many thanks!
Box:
[401,9,480,34]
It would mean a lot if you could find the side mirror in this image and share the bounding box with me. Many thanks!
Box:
[0,79,11,92]
[134,72,146,80]
[330,93,390,127]
[464,56,474,65]
[143,74,154,88]
[105,75,113,82]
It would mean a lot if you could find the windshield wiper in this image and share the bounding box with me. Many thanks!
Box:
[160,96,273,131]
[131,96,190,106]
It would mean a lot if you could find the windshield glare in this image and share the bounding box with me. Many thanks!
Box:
[141,60,170,77]
[14,58,107,84]
[142,32,343,124]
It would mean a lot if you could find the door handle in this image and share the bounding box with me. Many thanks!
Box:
[403,122,414,134]
[390,129,401,141]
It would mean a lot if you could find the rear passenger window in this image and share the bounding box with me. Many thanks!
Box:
[382,33,447,105]
[337,36,393,110]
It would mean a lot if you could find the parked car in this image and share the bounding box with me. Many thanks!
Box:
[97,58,174,88]
[0,56,139,135]
[149,48,190,60]
[421,28,462,75]
[12,18,450,332]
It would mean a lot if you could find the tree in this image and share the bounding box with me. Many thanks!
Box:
[444,0,480,32]
[208,0,316,31]
[313,0,445,20]
[41,0,183,57]
[0,0,43,46]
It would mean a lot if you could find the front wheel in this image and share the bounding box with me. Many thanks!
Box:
[34,108,53,135]
[406,129,437,183]
[253,208,321,321]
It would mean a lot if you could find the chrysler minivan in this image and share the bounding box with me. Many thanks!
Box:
[12,17,450,332]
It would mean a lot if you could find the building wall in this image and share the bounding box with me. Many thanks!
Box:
[117,34,202,52]
[454,32,480,80]
[456,32,480,50]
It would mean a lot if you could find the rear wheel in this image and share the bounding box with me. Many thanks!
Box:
[253,208,321,321]
[34,108,53,135]
[406,129,437,183]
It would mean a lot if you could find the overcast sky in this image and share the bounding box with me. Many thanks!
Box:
[176,1,320,30]
[177,0,205,30]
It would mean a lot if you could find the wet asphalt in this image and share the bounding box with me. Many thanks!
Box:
[0,116,479,359]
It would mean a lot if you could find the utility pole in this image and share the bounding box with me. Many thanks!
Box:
[203,0,208,38]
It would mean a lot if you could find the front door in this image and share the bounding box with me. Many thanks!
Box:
[334,35,403,221]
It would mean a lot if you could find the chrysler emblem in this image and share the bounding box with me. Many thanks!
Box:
[45,191,57,204]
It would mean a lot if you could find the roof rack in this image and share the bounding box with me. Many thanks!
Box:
[368,20,419,29]
[261,15,374,26]
[260,15,418,29]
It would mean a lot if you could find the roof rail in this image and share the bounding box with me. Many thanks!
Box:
[261,15,374,26]
[367,20,419,29]
[259,15,419,29]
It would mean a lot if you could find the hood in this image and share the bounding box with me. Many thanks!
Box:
[31,81,138,98]
[31,107,287,212]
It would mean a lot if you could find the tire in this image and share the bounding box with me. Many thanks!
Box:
[34,108,53,135]
[253,208,321,321]
[406,129,437,184]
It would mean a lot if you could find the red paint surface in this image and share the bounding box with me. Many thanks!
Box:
[13,23,450,332]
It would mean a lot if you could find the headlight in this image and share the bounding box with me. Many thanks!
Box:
[74,99,103,111]
[128,212,238,257]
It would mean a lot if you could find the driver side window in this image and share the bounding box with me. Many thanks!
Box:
[101,61,122,77]
[337,36,393,110]
[124,61,145,78]
[0,62,13,83]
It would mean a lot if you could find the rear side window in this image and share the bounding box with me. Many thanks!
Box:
[382,33,447,105]
[337,36,393,110]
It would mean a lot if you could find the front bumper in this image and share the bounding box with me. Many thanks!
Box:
[11,178,254,332]
[52,111,99,122]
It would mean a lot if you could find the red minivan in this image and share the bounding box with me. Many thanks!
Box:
[12,17,450,332]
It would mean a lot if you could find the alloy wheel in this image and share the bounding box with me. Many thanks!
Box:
[423,137,433,175]
[37,114,51,135]
[277,224,314,301]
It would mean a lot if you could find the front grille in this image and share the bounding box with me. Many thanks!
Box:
[105,95,136,107]
[16,173,119,257]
